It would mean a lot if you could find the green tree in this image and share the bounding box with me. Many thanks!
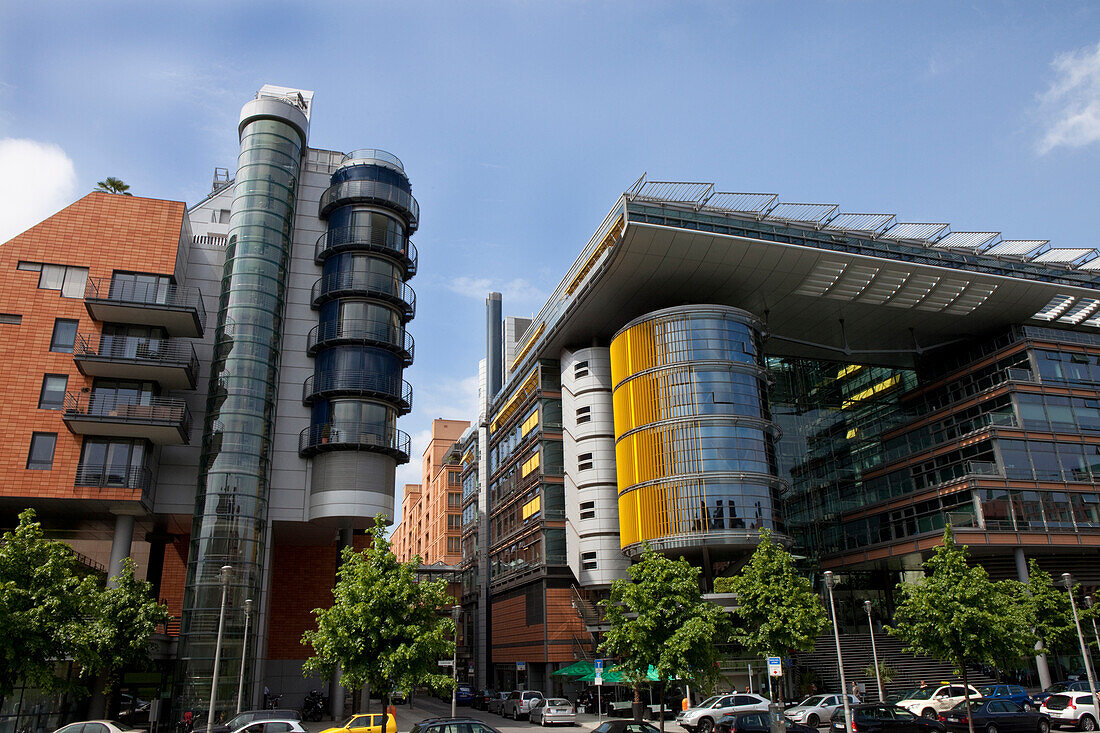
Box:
[302,516,454,733]
[95,177,132,195]
[714,529,829,705]
[599,546,729,732]
[0,509,95,699]
[78,558,171,717]
[889,528,1033,733]
[1020,559,1076,677]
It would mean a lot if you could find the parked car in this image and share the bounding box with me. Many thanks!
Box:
[940,698,1050,733]
[455,684,475,706]
[391,690,408,705]
[677,694,771,733]
[530,698,577,726]
[1035,685,1092,707]
[785,695,861,727]
[231,721,307,733]
[831,703,947,733]
[592,723,661,733]
[472,689,497,711]
[502,690,546,720]
[54,722,144,733]
[409,719,502,733]
[980,687,1036,711]
[1039,693,1097,731]
[208,712,303,733]
[717,711,816,733]
[317,713,397,733]
[896,686,984,719]
[488,692,511,715]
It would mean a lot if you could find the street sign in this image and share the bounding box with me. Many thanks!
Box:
[767,657,782,677]
[516,661,526,671]
[438,660,454,667]
[594,659,604,670]
[594,658,603,686]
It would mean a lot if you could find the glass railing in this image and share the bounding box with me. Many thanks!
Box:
[339,149,404,170]
[75,333,199,373]
[85,277,207,326]
[302,372,413,411]
[298,422,410,457]
[305,320,414,363]
[319,179,420,228]
[310,272,416,317]
[74,463,154,491]
[314,225,418,275]
[63,392,192,433]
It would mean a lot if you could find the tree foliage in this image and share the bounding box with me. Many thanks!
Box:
[1023,559,1076,654]
[95,177,132,195]
[889,528,1033,733]
[600,546,729,731]
[715,529,829,662]
[302,515,454,732]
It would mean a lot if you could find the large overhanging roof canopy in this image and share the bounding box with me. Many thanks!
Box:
[508,176,1100,379]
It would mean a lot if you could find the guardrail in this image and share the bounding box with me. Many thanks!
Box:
[314,225,418,276]
[319,179,420,228]
[85,277,207,326]
[74,463,154,491]
[302,372,413,411]
[306,320,414,363]
[75,333,199,373]
[63,392,192,433]
[298,422,411,457]
[310,271,416,317]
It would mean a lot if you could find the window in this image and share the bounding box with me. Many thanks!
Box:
[110,272,172,304]
[448,470,461,486]
[27,433,57,470]
[50,319,79,352]
[448,492,461,507]
[574,360,589,378]
[581,551,597,570]
[576,405,592,424]
[76,438,148,487]
[0,313,20,324]
[447,536,461,553]
[20,262,88,298]
[580,501,595,520]
[447,513,461,529]
[38,374,68,410]
[525,583,543,624]
[578,452,594,471]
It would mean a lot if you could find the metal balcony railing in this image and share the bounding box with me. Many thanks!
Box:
[74,463,154,491]
[298,422,411,459]
[339,149,405,170]
[319,179,420,229]
[63,391,192,436]
[305,321,414,364]
[314,225,418,276]
[302,372,413,412]
[74,333,199,382]
[85,277,206,327]
[310,271,415,317]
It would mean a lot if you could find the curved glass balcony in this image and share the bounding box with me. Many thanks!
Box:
[339,149,405,171]
[319,179,420,231]
[310,272,416,318]
[298,422,410,460]
[306,320,414,364]
[314,225,418,276]
[302,372,413,413]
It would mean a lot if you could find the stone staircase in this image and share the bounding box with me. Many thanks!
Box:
[793,632,999,698]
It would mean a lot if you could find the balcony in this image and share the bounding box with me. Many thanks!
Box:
[302,372,413,414]
[298,422,410,461]
[319,179,420,230]
[62,393,192,444]
[311,272,416,318]
[306,320,414,364]
[84,278,206,337]
[314,225,418,277]
[73,333,199,390]
[74,464,154,505]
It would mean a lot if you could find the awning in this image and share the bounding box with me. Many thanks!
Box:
[575,665,660,683]
[551,661,595,677]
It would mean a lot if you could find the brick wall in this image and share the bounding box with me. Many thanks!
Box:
[266,543,338,660]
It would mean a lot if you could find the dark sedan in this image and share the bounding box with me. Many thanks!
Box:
[832,704,947,733]
[940,699,1050,733]
[717,712,815,733]
[592,722,661,733]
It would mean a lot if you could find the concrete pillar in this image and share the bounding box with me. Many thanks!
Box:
[1015,547,1053,689]
[107,514,135,587]
[331,528,354,718]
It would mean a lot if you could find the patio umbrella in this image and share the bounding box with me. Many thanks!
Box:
[552,661,596,677]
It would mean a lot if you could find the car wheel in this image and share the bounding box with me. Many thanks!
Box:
[1039,720,1050,733]
[699,718,715,733]
[923,709,938,720]
[808,714,819,728]
[1081,716,1097,732]
[988,724,999,733]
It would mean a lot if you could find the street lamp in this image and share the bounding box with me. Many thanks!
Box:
[236,598,253,714]
[824,572,852,733]
[864,601,884,703]
[1061,574,1100,715]
[1086,597,1100,667]
[209,565,233,733]
[451,605,461,719]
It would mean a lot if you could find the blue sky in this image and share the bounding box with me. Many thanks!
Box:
[2,1,1099,513]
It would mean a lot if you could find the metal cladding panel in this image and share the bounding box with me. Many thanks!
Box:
[309,450,397,521]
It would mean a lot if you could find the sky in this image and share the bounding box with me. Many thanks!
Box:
[2,1,1099,520]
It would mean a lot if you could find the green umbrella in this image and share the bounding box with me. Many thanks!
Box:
[576,665,661,683]
[552,661,595,677]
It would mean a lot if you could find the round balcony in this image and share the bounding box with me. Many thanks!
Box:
[314,225,418,277]
[306,320,414,364]
[310,272,415,319]
[319,179,420,231]
[302,372,413,414]
[299,422,411,461]
[338,149,404,171]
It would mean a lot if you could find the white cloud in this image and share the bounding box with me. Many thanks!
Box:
[447,275,548,307]
[0,139,77,243]
[1037,41,1100,154]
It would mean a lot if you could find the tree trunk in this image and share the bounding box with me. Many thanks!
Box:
[87,673,110,719]
[961,661,974,733]
[633,684,644,722]
[659,681,667,733]
[381,686,389,733]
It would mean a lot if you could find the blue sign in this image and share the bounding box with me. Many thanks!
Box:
[594,659,604,670]
[767,657,782,677]
[517,661,526,671]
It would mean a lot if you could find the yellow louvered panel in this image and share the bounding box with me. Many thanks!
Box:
[520,408,539,437]
[521,451,540,478]
[521,495,541,520]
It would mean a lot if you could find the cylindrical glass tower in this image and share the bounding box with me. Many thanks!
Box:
[302,149,417,520]
[176,91,308,716]
[609,305,788,559]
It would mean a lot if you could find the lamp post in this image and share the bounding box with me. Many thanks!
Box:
[236,598,253,715]
[1061,574,1100,715]
[1086,596,1100,667]
[451,605,461,719]
[824,572,852,733]
[863,601,884,703]
[208,565,234,733]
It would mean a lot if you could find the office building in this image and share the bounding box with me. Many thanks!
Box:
[469,177,1100,691]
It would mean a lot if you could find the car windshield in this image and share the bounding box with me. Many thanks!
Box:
[906,688,935,700]
[699,696,723,708]
[341,717,370,727]
[980,687,998,697]
[547,699,570,706]
[1047,684,1069,693]
[109,724,139,732]
[950,700,984,711]
[799,696,827,707]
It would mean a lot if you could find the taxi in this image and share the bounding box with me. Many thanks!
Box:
[319,713,397,733]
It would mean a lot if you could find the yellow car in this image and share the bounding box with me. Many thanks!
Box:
[319,714,397,733]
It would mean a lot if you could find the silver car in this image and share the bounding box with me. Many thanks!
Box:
[530,698,577,726]
[784,695,859,728]
[488,692,511,715]
[676,694,771,733]
[503,690,546,719]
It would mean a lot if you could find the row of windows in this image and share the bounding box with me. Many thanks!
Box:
[18,261,88,298]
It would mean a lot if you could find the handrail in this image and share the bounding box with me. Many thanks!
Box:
[302,372,413,410]
[310,271,416,316]
[314,224,417,271]
[85,277,207,326]
[339,149,404,170]
[63,391,192,433]
[319,179,420,229]
[74,463,154,491]
[305,320,414,363]
[75,333,199,371]
[298,422,411,457]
